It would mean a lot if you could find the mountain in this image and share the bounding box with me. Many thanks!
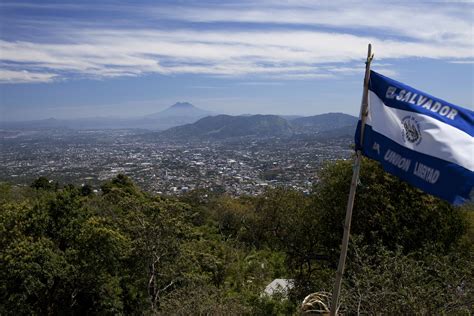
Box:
[144,102,214,129]
[147,102,212,119]
[159,114,293,140]
[279,115,304,121]
[1,110,357,139]
[156,112,358,141]
[1,102,215,130]
[291,112,358,133]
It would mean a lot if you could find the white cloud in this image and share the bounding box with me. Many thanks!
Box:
[0,1,472,83]
[153,1,473,45]
[449,60,474,64]
[0,69,57,83]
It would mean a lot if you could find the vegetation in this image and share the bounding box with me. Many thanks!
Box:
[0,158,472,315]
[160,114,294,140]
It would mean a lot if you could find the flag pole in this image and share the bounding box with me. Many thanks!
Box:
[329,43,374,316]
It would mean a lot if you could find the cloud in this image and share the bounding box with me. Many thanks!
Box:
[0,1,472,83]
[0,69,57,83]
[449,60,474,64]
[152,1,473,45]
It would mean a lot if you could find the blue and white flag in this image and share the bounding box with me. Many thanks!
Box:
[355,71,474,204]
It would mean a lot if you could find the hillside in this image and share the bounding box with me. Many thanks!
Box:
[157,112,358,140]
[143,102,215,129]
[160,114,293,139]
[1,163,471,315]
[0,102,215,131]
[1,111,358,137]
[147,102,213,119]
[290,112,358,133]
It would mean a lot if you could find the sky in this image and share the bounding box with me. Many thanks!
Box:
[0,0,473,121]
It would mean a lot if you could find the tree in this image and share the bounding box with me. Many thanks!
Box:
[340,239,473,314]
[30,176,58,191]
[285,158,469,308]
[80,184,93,196]
[101,174,141,196]
[1,183,132,314]
[1,169,470,315]
[312,158,467,259]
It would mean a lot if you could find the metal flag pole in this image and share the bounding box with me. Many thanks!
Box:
[329,44,374,316]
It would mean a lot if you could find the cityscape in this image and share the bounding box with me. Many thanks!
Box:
[0,128,353,196]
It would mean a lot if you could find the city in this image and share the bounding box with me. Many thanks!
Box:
[0,128,353,196]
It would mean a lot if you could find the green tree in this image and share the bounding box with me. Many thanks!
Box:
[312,158,466,259]
[340,239,473,314]
[1,182,132,314]
[285,158,469,310]
[30,176,58,191]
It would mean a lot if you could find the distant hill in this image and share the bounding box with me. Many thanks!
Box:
[147,102,213,119]
[156,112,358,140]
[160,114,293,139]
[144,102,214,129]
[279,115,304,121]
[291,112,358,133]
[0,102,215,130]
[314,125,356,139]
[0,110,358,139]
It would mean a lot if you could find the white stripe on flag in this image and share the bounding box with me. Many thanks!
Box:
[366,91,474,172]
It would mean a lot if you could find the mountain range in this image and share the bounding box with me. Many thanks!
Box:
[160,114,293,139]
[144,102,214,129]
[1,102,358,140]
[158,112,357,140]
[0,102,213,130]
[290,113,358,133]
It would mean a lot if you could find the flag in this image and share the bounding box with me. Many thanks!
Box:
[355,71,474,204]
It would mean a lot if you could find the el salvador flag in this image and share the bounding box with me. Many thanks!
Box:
[355,71,474,204]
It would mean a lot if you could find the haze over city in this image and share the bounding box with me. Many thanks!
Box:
[1,0,473,121]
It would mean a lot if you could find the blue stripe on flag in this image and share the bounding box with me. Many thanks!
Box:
[355,121,474,204]
[369,71,474,136]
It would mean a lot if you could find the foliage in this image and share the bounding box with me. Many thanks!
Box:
[0,175,289,314]
[312,158,466,258]
[0,165,472,315]
[30,176,58,191]
[341,239,473,314]
[290,158,471,313]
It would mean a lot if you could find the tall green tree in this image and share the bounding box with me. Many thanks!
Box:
[312,158,466,259]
